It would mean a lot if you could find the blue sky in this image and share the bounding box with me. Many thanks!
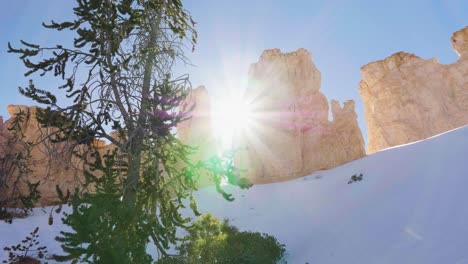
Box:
[0,0,467,144]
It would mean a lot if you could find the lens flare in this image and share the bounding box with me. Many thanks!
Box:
[212,96,253,151]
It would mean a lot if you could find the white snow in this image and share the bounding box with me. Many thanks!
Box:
[1,125,468,263]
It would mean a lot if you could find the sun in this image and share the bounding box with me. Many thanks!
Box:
[212,95,253,150]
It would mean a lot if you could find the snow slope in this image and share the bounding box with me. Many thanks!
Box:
[1,125,468,263]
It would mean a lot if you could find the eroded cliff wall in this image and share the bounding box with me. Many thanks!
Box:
[360,27,468,153]
[235,48,365,183]
[0,105,84,206]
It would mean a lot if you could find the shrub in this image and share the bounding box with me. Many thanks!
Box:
[348,173,364,184]
[2,227,48,264]
[157,214,286,264]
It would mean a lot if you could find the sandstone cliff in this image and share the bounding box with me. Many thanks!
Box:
[452,26,468,57]
[0,105,83,206]
[360,27,468,153]
[235,48,366,183]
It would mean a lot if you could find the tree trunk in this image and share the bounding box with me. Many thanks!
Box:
[122,12,160,208]
[123,132,143,207]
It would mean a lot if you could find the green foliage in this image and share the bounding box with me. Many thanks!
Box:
[224,230,287,264]
[54,150,153,264]
[157,214,286,264]
[2,227,48,264]
[54,143,249,263]
[0,180,40,224]
[18,181,41,213]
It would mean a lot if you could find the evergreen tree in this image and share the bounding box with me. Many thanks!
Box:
[8,0,250,262]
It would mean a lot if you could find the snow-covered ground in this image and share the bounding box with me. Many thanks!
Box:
[1,125,467,263]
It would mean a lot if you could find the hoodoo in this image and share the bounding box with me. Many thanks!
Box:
[360,27,468,153]
[235,48,365,183]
